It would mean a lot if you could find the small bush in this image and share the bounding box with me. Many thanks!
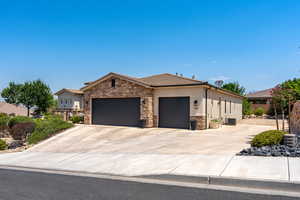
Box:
[0,113,10,131]
[0,139,7,150]
[44,113,63,121]
[10,122,36,140]
[254,107,265,116]
[70,115,84,124]
[8,116,34,129]
[27,118,73,144]
[251,130,286,147]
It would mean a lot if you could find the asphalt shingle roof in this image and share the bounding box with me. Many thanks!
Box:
[246,88,273,98]
[139,73,203,86]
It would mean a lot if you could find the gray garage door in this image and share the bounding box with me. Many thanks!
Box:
[92,98,140,127]
[159,97,190,129]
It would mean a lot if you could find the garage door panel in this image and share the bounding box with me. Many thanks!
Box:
[92,98,140,127]
[159,97,190,129]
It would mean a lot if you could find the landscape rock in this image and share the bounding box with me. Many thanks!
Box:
[0,130,10,138]
[8,140,24,150]
[237,144,300,157]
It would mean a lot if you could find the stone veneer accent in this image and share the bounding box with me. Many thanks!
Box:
[291,101,300,136]
[153,115,158,127]
[84,77,154,127]
[190,116,206,130]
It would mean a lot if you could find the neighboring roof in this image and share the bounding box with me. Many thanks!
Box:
[54,88,83,95]
[246,88,273,98]
[0,102,28,116]
[139,73,203,86]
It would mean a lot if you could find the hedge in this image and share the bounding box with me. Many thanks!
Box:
[0,139,7,150]
[8,116,34,129]
[0,113,10,131]
[10,122,36,140]
[251,130,287,147]
[70,115,84,124]
[27,118,73,144]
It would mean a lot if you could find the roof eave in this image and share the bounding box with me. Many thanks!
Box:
[81,72,152,91]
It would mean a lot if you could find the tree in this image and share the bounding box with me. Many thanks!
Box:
[242,99,252,116]
[18,81,36,117]
[32,80,54,115]
[281,78,300,99]
[222,81,249,116]
[0,82,22,104]
[271,85,290,131]
[221,82,246,96]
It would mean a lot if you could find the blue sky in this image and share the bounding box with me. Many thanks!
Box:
[0,0,300,94]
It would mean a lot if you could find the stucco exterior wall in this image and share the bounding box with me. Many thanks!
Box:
[153,87,205,116]
[57,92,83,110]
[153,86,206,129]
[206,89,243,124]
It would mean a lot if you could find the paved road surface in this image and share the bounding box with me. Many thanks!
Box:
[0,168,298,200]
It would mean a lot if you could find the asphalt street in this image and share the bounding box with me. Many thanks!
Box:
[0,168,299,200]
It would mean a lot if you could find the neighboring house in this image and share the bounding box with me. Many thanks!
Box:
[0,102,28,116]
[54,89,84,111]
[76,72,243,130]
[246,88,273,114]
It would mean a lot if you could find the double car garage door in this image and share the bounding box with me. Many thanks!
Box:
[92,97,190,129]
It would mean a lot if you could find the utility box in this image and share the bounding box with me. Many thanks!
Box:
[227,118,237,126]
[284,134,298,147]
[190,120,197,130]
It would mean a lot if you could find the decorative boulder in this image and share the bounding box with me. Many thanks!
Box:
[291,101,300,136]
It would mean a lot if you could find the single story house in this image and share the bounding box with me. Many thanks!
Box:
[56,72,243,130]
[0,102,28,116]
[246,88,273,114]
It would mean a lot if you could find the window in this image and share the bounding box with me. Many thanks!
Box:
[230,101,232,113]
[225,100,227,113]
[65,99,68,104]
[60,99,63,105]
[111,79,116,88]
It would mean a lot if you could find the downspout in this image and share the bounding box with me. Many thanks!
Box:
[205,88,208,129]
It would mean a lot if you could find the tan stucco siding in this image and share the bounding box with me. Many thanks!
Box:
[57,92,83,110]
[206,89,243,122]
[153,87,205,117]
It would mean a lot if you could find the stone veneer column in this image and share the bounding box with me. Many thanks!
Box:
[190,116,206,130]
[141,97,154,128]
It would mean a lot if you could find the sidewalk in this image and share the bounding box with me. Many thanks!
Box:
[0,152,299,182]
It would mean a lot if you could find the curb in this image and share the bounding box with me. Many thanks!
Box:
[137,174,300,193]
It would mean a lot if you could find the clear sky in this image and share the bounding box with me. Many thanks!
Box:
[0,0,300,94]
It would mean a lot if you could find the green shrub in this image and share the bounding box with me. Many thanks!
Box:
[254,107,265,116]
[243,99,253,116]
[27,118,73,144]
[10,122,36,140]
[0,113,10,131]
[211,119,221,123]
[44,113,63,121]
[0,139,7,150]
[70,115,84,124]
[251,130,287,147]
[8,116,34,129]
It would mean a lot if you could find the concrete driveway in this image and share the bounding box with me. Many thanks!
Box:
[1,122,300,182]
[28,123,273,155]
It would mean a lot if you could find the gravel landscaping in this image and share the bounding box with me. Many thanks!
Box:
[237,144,300,157]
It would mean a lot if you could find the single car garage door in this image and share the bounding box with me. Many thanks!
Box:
[159,97,190,129]
[92,98,140,127]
